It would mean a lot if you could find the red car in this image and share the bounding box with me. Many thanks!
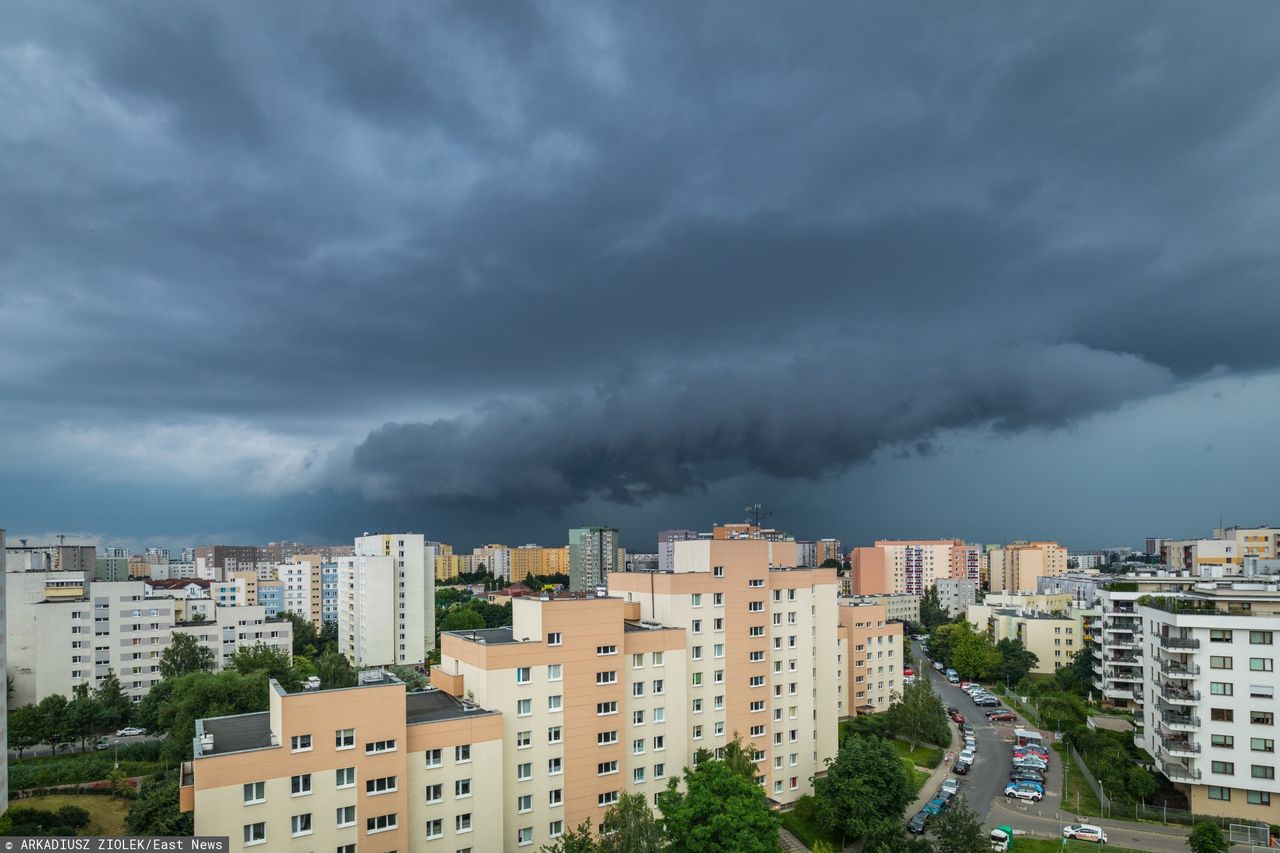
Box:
[950,712,966,724]
[987,711,1017,722]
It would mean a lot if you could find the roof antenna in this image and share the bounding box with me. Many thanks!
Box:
[744,503,772,527]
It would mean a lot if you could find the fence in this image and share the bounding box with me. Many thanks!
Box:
[1067,745,1111,817]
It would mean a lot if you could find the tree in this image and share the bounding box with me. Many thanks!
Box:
[441,608,486,632]
[994,638,1038,686]
[8,704,42,756]
[1188,821,1230,853]
[147,670,271,762]
[599,792,663,853]
[158,632,215,679]
[65,683,104,750]
[951,631,1000,680]
[125,777,194,836]
[95,670,133,731]
[538,821,597,853]
[861,820,934,853]
[34,693,71,747]
[920,585,949,630]
[820,558,842,569]
[1054,647,1096,697]
[230,643,300,691]
[694,735,756,780]
[814,734,912,845]
[314,652,357,689]
[930,796,987,853]
[658,758,780,853]
[888,677,949,750]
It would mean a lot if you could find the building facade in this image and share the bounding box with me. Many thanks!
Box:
[836,601,904,716]
[337,534,435,668]
[472,545,512,581]
[986,541,1069,594]
[935,578,978,618]
[849,540,978,596]
[843,593,921,626]
[568,527,621,592]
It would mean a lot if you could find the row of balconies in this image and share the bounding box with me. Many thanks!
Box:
[1160,736,1201,756]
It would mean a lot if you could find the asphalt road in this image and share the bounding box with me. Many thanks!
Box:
[8,733,159,760]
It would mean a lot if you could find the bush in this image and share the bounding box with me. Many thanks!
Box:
[3,804,92,836]
[9,754,163,791]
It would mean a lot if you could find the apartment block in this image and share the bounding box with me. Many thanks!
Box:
[258,579,284,618]
[1161,539,1242,575]
[1136,582,1280,822]
[181,672,504,852]
[510,545,570,584]
[983,607,1094,675]
[1213,527,1280,560]
[4,543,95,574]
[815,539,843,566]
[5,572,291,705]
[659,530,702,573]
[338,534,434,668]
[987,541,1069,593]
[849,540,977,596]
[568,526,621,592]
[280,560,326,625]
[843,593,921,625]
[935,578,978,617]
[435,550,473,583]
[836,601,904,717]
[473,545,512,581]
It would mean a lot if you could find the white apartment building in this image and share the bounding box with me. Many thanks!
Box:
[1162,539,1242,575]
[280,561,321,624]
[473,545,512,581]
[6,573,292,705]
[338,534,434,669]
[935,578,978,617]
[1136,581,1280,822]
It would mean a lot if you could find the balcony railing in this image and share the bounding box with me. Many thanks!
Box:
[1159,683,1201,704]
[1158,635,1200,650]
[1140,596,1280,619]
[1161,737,1201,756]
[1160,759,1202,782]
[1106,655,1142,666]
[1160,711,1200,731]
[1160,660,1200,678]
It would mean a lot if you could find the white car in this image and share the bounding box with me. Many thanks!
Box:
[1063,825,1108,844]
[964,738,977,752]
[116,727,146,737]
[959,748,975,763]
[1004,784,1043,802]
[941,778,959,795]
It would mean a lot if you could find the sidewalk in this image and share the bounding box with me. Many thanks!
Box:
[906,720,960,815]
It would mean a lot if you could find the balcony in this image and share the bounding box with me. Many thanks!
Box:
[1106,669,1141,683]
[1158,635,1200,650]
[1159,683,1201,705]
[1092,662,1104,676]
[1160,711,1200,731]
[1108,638,1142,650]
[1107,655,1142,667]
[1092,677,1105,691]
[1160,660,1200,679]
[1161,737,1201,757]
[1104,687,1137,700]
[1159,758,1202,783]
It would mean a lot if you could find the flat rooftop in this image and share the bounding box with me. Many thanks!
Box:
[406,688,497,724]
[197,712,273,756]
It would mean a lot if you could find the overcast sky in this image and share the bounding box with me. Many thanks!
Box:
[3,3,1279,553]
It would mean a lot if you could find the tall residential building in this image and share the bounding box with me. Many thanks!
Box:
[5,572,291,705]
[836,600,904,715]
[473,544,512,581]
[1160,539,1243,575]
[815,538,842,566]
[568,526,621,591]
[180,673,505,852]
[257,579,284,618]
[280,560,325,625]
[986,541,1069,593]
[1213,527,1280,560]
[849,539,977,596]
[338,534,434,668]
[658,529,700,573]
[435,552,473,583]
[796,541,818,568]
[935,578,978,617]
[95,556,131,582]
[100,546,130,559]
[510,545,570,584]
[3,543,95,574]
[1135,582,1280,823]
[843,593,921,626]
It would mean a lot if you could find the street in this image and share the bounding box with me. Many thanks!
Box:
[7,733,159,760]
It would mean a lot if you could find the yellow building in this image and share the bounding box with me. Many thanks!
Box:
[980,605,1095,675]
[435,552,473,583]
[987,541,1069,593]
[510,545,571,583]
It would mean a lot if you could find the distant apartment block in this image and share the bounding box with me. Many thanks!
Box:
[935,578,978,617]
[849,539,978,596]
[986,541,1068,594]
[338,534,435,668]
[979,606,1095,675]
[473,544,512,581]
[843,593,921,626]
[815,538,842,566]
[658,529,701,573]
[837,600,904,716]
[510,545,570,583]
[568,526,622,591]
[4,543,95,574]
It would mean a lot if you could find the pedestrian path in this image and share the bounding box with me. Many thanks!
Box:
[906,718,961,816]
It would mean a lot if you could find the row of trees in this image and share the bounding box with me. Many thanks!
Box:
[927,621,1039,685]
[8,673,134,756]
[540,738,780,853]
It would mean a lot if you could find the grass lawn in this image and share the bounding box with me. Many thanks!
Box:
[1013,838,1145,853]
[1052,743,1104,818]
[778,806,842,850]
[904,760,931,797]
[892,738,944,769]
[17,794,129,836]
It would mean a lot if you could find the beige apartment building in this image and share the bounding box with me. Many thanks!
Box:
[986,541,1069,593]
[836,601,904,716]
[849,539,979,596]
[182,672,504,852]
[510,545,570,583]
[981,606,1094,675]
[843,593,921,626]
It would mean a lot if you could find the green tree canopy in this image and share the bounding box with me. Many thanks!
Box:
[920,585,949,630]
[599,792,663,853]
[930,796,988,853]
[158,632,215,680]
[994,637,1039,685]
[314,651,358,689]
[278,611,320,657]
[538,821,597,853]
[95,670,134,731]
[820,558,843,569]
[658,758,780,853]
[1188,821,1230,853]
[230,643,300,691]
[146,670,271,762]
[441,608,487,632]
[951,631,1001,680]
[814,734,912,845]
[888,676,949,750]
[64,683,105,749]
[8,704,43,756]
[125,777,194,836]
[34,693,71,747]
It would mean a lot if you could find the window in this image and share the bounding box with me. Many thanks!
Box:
[456,813,472,833]
[1212,761,1235,774]
[597,701,618,716]
[654,707,665,723]
[517,730,532,748]
[748,601,764,612]
[633,710,646,725]
[455,778,472,797]
[1254,711,1275,726]
[517,762,532,781]
[597,671,617,685]
[749,578,764,587]
[1252,685,1275,699]
[750,675,765,687]
[1211,656,1232,670]
[1253,739,1275,753]
[548,757,563,775]
[1248,791,1272,806]
[751,700,765,712]
[365,776,397,795]
[597,645,617,656]
[751,724,766,736]
[1253,765,1276,780]
[547,632,562,646]
[291,774,312,796]
[714,566,724,577]
[1212,734,1235,748]
[598,791,619,807]
[598,760,618,776]
[714,669,724,684]
[426,783,443,803]
[1251,631,1273,645]
[653,651,664,666]
[655,762,666,779]
[692,646,703,661]
[549,788,563,807]
[365,739,396,754]
[1212,708,1235,722]
[1208,787,1231,801]
[1211,682,1234,696]
[633,738,645,754]
[518,794,533,813]
[749,626,765,637]
[598,731,618,745]
[336,805,355,828]
[548,726,562,743]
[338,845,356,853]
[692,698,703,713]
[518,698,533,716]
[517,666,532,683]
[691,672,702,686]
[692,594,702,608]
[335,728,355,749]
[243,823,266,846]
[634,767,646,783]
[749,650,763,662]
[517,827,533,846]
[426,818,443,839]
[456,744,471,763]
[692,725,703,739]
[1211,629,1233,643]
[1250,658,1274,672]
[633,681,645,697]
[290,813,313,837]
[713,592,724,606]
[243,782,265,804]
[291,734,312,752]
[425,749,442,768]
[548,695,562,712]
[548,664,562,681]
[692,619,703,634]
[654,735,665,750]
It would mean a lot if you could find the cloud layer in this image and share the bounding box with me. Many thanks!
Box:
[3,3,1280,534]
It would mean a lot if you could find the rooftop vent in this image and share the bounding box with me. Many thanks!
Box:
[303,675,321,691]
[199,732,214,753]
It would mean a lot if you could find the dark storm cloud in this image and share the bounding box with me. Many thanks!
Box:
[3,1,1280,520]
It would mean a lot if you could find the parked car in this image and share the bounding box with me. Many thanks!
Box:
[1013,750,1049,763]
[116,726,146,737]
[1008,780,1044,794]
[1004,784,1043,802]
[953,759,971,775]
[1009,769,1045,784]
[960,723,974,735]
[907,811,929,834]
[987,711,1017,722]
[975,696,1001,707]
[935,790,956,809]
[1012,758,1047,771]
[958,748,975,764]
[964,738,977,753]
[1015,744,1049,755]
[941,778,960,795]
[923,798,948,816]
[946,705,959,715]
[933,661,945,671]
[1063,824,1108,844]
[950,712,966,724]
[93,738,110,751]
